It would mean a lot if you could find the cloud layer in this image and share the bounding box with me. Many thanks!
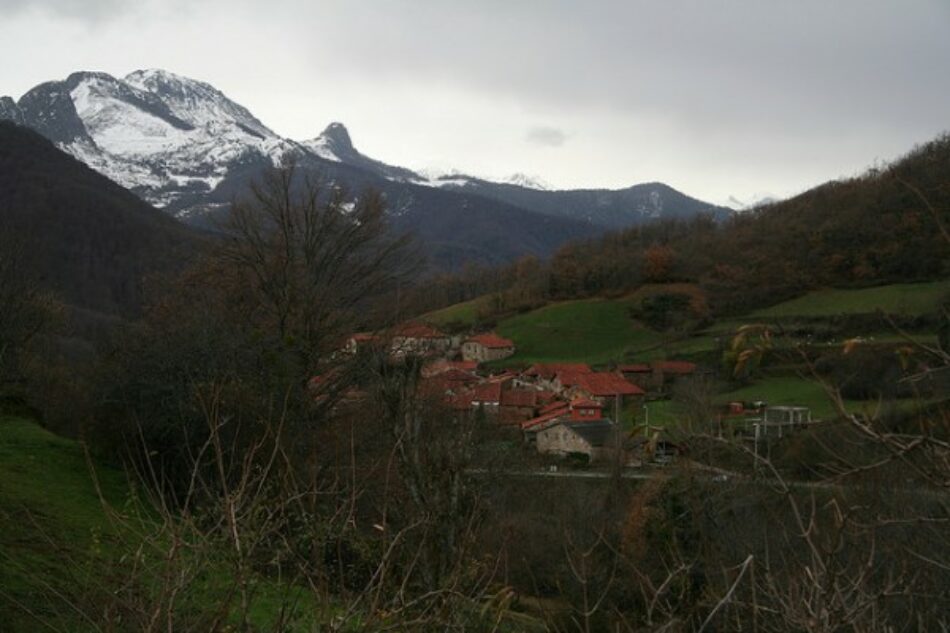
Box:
[1,0,948,203]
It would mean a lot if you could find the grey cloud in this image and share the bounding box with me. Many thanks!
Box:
[2,0,949,200]
[526,126,567,147]
[0,0,129,22]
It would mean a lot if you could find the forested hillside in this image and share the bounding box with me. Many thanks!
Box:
[0,122,204,316]
[410,135,950,319]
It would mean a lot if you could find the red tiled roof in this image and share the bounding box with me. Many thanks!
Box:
[351,332,378,342]
[392,322,447,339]
[446,392,475,410]
[539,399,570,415]
[490,369,519,380]
[653,360,697,374]
[466,333,515,349]
[619,363,652,373]
[471,381,503,404]
[524,363,593,379]
[422,360,479,378]
[566,372,644,397]
[439,368,480,383]
[501,389,538,408]
[521,407,569,431]
[555,370,591,388]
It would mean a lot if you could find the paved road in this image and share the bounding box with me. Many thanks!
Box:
[467,467,949,499]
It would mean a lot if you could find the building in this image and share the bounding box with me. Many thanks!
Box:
[390,323,453,356]
[534,400,616,461]
[461,333,516,362]
[725,405,813,440]
[499,388,541,424]
[421,359,479,378]
[555,371,644,404]
[764,406,811,425]
[344,332,380,355]
[521,398,616,461]
[470,381,503,410]
[521,363,593,391]
[620,360,697,392]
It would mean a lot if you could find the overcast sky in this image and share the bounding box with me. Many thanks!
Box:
[2,0,949,204]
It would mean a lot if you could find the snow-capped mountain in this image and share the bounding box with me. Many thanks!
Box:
[4,70,300,209]
[1,68,732,264]
[721,193,780,211]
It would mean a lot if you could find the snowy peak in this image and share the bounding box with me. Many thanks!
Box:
[320,122,353,152]
[504,173,550,190]
[301,122,355,162]
[124,69,274,138]
[0,68,298,211]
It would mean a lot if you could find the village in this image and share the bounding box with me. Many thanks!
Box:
[340,322,816,470]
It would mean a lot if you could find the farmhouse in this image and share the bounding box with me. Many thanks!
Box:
[522,363,592,390]
[344,332,380,355]
[499,388,542,424]
[422,359,479,378]
[390,322,453,356]
[470,381,503,410]
[534,400,616,461]
[536,420,615,461]
[461,333,516,362]
[555,371,644,404]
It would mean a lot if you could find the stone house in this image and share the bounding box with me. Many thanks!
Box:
[499,388,541,424]
[555,371,644,405]
[390,323,453,356]
[522,363,592,391]
[536,420,615,461]
[461,333,516,362]
[535,400,616,462]
[344,332,380,355]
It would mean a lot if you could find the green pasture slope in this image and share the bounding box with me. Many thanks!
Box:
[476,281,947,366]
[495,298,662,365]
[424,295,494,328]
[0,417,312,631]
[0,416,128,631]
[751,280,950,318]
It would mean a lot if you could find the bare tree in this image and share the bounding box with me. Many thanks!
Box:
[219,159,420,374]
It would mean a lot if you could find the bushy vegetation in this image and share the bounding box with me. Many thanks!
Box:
[2,129,949,630]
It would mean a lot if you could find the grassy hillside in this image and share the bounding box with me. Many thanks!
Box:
[0,417,311,631]
[0,417,129,631]
[424,295,494,328]
[430,281,947,368]
[750,281,950,318]
[494,298,662,365]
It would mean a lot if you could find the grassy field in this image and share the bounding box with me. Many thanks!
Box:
[495,298,663,365]
[0,417,316,631]
[714,375,935,421]
[423,295,495,327]
[751,281,950,318]
[0,417,129,631]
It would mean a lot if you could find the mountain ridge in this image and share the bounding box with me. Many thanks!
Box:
[2,69,734,267]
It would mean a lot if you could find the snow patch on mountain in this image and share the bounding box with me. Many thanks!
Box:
[9,69,305,209]
[301,134,342,162]
[504,172,550,190]
[720,193,780,211]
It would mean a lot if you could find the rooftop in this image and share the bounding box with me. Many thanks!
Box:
[466,332,515,349]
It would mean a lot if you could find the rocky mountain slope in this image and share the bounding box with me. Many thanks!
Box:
[2,69,733,266]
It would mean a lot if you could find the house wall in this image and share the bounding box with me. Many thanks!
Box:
[462,342,515,362]
[536,424,594,458]
[392,336,452,356]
